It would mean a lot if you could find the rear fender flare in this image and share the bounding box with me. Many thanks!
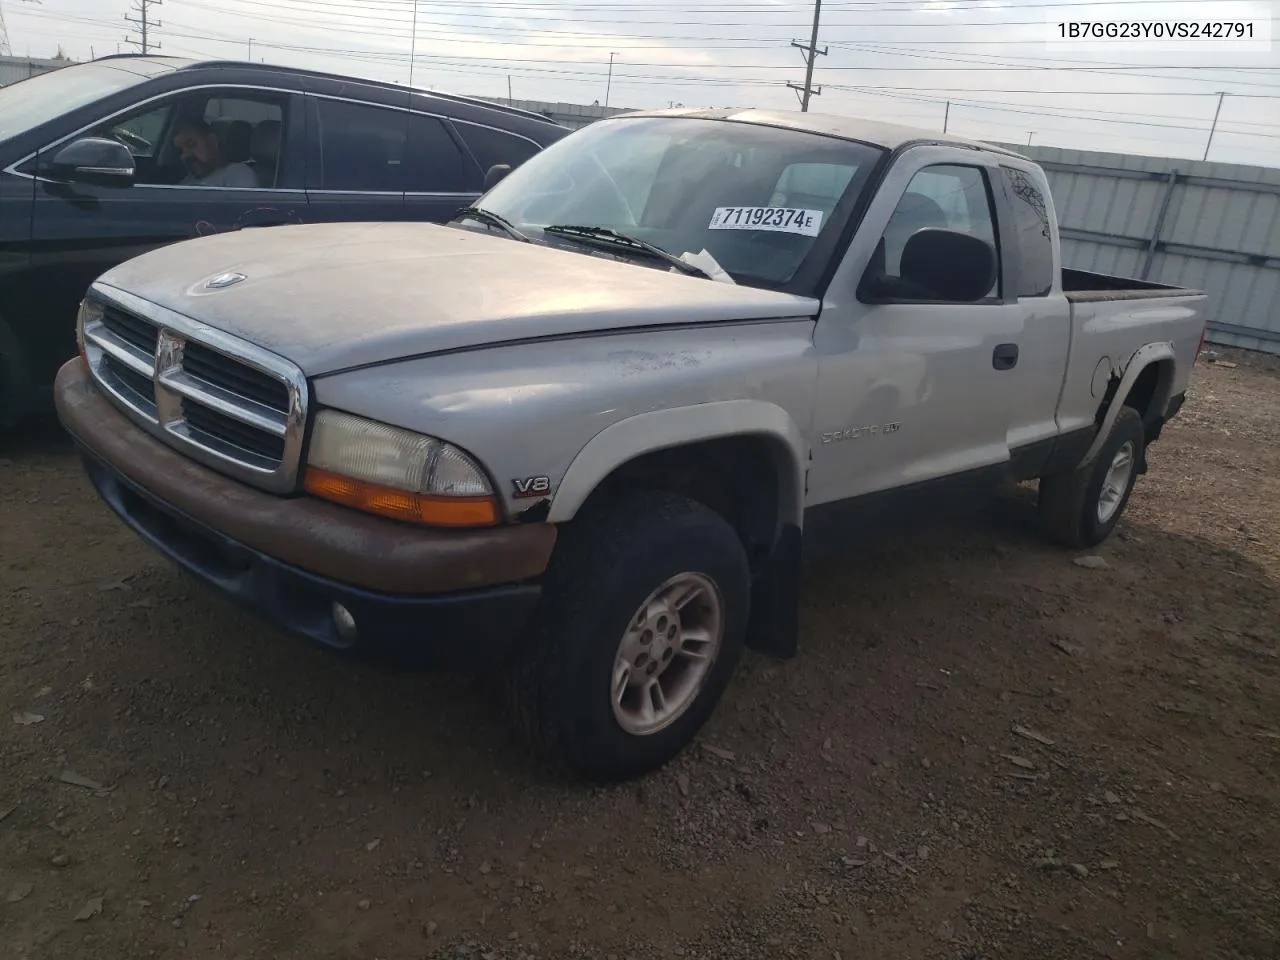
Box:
[1082,341,1175,465]
[546,399,809,531]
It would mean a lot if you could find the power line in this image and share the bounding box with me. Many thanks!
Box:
[787,0,825,111]
[24,4,1279,82]
[162,0,1280,37]
[156,13,1280,88]
[15,0,1280,157]
[0,1,11,58]
[124,0,162,54]
[220,0,1239,8]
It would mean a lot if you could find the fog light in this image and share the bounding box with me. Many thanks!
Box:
[332,602,357,642]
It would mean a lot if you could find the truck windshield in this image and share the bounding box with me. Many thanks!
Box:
[476,115,885,293]
[0,59,183,143]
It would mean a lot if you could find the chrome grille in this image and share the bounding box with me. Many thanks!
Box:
[101,303,159,356]
[183,342,291,413]
[80,285,308,494]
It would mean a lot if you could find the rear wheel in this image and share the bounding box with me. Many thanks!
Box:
[505,488,750,781]
[1038,405,1145,548]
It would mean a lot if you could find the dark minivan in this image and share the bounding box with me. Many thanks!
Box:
[0,55,568,430]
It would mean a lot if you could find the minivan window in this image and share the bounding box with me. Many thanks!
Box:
[0,60,183,142]
[456,121,539,177]
[314,99,467,193]
[83,91,286,188]
[406,114,468,193]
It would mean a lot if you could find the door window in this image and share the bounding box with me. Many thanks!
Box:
[314,99,467,193]
[106,104,170,159]
[455,121,539,178]
[83,92,286,188]
[405,114,468,193]
[872,163,1000,300]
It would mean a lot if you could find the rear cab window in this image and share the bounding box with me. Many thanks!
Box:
[1000,165,1055,297]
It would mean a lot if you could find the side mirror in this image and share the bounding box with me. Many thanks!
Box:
[898,228,997,302]
[43,137,136,188]
[483,163,512,191]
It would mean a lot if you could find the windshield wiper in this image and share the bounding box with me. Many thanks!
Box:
[541,224,713,280]
[454,205,531,243]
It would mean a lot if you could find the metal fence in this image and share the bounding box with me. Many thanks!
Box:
[994,143,1280,355]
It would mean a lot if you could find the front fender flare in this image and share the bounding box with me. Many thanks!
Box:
[546,399,809,528]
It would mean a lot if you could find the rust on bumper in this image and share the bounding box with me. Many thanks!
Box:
[54,359,557,594]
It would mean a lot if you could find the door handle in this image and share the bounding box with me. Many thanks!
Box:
[992,343,1019,370]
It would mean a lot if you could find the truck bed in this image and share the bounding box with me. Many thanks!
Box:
[1062,267,1203,303]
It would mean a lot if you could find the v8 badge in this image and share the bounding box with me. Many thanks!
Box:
[512,475,552,499]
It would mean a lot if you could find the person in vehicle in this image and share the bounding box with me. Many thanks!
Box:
[173,118,258,188]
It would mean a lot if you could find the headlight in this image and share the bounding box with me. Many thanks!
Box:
[303,410,499,527]
[76,298,104,360]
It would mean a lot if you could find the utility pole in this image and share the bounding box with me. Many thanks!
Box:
[943,100,950,133]
[605,51,616,108]
[1203,91,1226,161]
[1027,131,1035,145]
[124,0,162,54]
[786,0,826,112]
[507,74,513,105]
[247,37,252,60]
[0,0,39,58]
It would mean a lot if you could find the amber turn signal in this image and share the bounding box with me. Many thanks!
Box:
[304,467,500,527]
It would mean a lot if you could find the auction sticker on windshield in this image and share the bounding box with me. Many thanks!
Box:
[709,206,823,237]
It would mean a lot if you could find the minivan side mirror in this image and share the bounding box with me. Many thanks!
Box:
[861,228,997,303]
[483,163,512,191]
[43,137,136,188]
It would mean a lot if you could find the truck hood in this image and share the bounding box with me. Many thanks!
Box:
[94,221,820,376]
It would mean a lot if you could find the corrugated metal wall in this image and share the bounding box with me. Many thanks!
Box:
[0,55,66,87]
[486,97,631,129]
[994,142,1280,355]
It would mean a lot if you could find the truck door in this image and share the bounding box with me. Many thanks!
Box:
[993,162,1074,465]
[807,146,1025,533]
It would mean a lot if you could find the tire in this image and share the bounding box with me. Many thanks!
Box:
[1038,405,1145,548]
[505,488,751,781]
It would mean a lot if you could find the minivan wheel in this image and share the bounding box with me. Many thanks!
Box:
[1038,405,1145,548]
[505,489,750,781]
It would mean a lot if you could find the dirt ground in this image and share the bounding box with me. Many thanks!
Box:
[2,349,1279,960]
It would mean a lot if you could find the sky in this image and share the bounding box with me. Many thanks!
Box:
[6,0,1280,167]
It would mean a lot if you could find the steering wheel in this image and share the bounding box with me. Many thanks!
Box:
[110,128,153,155]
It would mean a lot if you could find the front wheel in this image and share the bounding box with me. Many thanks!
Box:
[504,489,750,781]
[1038,404,1145,548]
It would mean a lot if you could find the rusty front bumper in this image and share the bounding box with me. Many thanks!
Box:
[55,359,556,665]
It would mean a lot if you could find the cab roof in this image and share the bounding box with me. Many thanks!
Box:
[616,106,1031,158]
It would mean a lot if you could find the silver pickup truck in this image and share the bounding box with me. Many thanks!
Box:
[54,109,1207,779]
